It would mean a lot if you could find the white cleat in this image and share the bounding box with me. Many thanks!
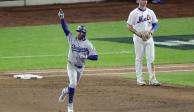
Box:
[68,103,73,112]
[137,79,146,86]
[149,79,160,86]
[58,88,68,102]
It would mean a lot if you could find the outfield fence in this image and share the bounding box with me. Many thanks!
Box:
[0,0,103,7]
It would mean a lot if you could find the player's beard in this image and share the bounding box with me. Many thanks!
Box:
[77,33,86,41]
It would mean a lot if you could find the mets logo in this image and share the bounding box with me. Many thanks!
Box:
[137,15,151,23]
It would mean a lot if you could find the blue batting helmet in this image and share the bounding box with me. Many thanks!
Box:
[76,25,87,33]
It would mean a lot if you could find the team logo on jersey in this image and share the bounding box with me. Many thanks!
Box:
[71,44,88,53]
[137,15,151,23]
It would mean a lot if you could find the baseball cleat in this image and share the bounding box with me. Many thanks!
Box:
[137,82,146,86]
[149,80,160,86]
[68,103,73,112]
[137,79,146,86]
[58,88,68,102]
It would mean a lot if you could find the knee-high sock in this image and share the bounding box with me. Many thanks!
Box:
[68,87,75,104]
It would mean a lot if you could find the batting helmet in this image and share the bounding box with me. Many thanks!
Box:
[76,25,87,33]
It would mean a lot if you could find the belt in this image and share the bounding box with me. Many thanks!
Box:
[68,61,83,69]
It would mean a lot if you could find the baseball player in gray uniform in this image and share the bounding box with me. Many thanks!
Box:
[58,9,98,112]
[127,0,160,86]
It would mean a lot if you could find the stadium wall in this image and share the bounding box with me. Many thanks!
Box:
[0,0,24,7]
[0,0,103,7]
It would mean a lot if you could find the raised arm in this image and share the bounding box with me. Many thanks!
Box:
[58,9,70,36]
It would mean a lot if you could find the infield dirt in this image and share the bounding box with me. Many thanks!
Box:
[0,64,194,112]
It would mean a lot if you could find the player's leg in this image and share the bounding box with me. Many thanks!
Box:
[66,64,78,112]
[145,38,160,86]
[58,64,71,102]
[58,63,79,102]
[58,87,68,102]
[76,71,82,84]
[67,67,83,112]
[59,63,74,102]
[133,38,146,85]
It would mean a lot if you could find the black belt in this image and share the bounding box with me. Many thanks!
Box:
[68,61,83,69]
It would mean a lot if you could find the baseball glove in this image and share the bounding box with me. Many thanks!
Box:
[141,31,153,41]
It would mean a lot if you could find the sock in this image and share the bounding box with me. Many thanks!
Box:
[68,87,75,104]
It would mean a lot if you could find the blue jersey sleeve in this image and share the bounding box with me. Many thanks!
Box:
[87,55,98,61]
[152,22,158,32]
[60,19,70,36]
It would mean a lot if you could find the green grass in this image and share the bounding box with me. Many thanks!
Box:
[158,17,194,36]
[0,17,194,71]
[116,71,194,87]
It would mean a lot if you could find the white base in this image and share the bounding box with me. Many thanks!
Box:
[13,74,43,80]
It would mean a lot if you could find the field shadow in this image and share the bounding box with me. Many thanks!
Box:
[92,34,194,50]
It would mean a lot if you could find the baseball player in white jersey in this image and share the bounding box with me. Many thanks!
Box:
[58,9,98,112]
[127,0,160,86]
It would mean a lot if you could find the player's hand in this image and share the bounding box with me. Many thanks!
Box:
[58,9,64,19]
[79,53,88,59]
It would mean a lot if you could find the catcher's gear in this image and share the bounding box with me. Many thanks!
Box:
[141,31,153,41]
[58,9,64,19]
